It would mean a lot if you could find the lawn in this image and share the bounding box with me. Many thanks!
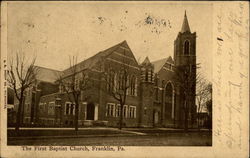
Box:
[7,128,124,137]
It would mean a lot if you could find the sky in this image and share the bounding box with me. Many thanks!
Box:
[7,1,212,81]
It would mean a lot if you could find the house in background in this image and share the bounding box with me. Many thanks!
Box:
[12,66,61,126]
[11,12,197,128]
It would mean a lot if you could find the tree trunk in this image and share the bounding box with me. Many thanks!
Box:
[119,104,124,130]
[15,98,23,131]
[184,108,188,132]
[75,102,79,132]
[184,97,189,132]
[183,95,188,132]
[197,112,200,130]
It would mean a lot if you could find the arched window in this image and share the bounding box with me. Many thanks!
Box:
[126,75,130,95]
[114,73,117,91]
[184,40,190,55]
[129,76,132,95]
[118,72,125,90]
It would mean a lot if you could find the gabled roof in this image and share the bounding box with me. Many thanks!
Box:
[62,40,131,77]
[35,66,61,83]
[151,56,174,73]
[166,56,174,64]
[181,11,191,33]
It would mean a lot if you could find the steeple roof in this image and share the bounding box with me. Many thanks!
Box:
[180,11,191,33]
[142,56,151,65]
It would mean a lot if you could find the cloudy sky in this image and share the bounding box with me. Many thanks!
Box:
[7,1,212,81]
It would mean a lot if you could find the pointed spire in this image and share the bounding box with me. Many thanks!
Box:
[181,10,191,33]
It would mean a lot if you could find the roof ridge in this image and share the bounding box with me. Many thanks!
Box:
[99,40,126,59]
[34,65,61,72]
[62,40,126,73]
[151,57,169,64]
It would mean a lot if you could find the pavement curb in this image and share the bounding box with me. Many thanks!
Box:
[8,133,141,141]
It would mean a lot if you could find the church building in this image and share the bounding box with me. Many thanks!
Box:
[13,12,197,128]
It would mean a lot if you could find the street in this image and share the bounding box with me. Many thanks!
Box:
[8,131,212,146]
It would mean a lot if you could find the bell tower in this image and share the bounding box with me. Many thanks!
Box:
[139,57,154,127]
[173,11,197,128]
[174,11,196,67]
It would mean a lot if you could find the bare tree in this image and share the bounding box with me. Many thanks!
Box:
[7,53,37,131]
[58,56,91,132]
[174,64,199,132]
[100,52,134,130]
[205,84,212,130]
[196,77,211,129]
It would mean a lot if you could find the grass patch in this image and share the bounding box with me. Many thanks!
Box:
[8,129,122,137]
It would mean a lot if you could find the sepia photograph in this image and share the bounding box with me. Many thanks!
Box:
[5,2,214,147]
[1,1,249,157]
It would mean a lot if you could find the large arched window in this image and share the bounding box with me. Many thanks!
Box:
[110,71,115,91]
[126,75,130,95]
[107,70,115,92]
[184,40,190,55]
[165,82,175,120]
[130,75,136,96]
[118,71,125,90]
[118,73,122,90]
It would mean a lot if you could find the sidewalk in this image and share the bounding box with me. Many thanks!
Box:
[8,127,210,140]
[8,127,146,140]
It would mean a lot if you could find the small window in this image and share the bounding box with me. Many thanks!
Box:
[128,106,136,118]
[155,88,158,101]
[123,105,128,118]
[65,102,75,115]
[48,102,55,115]
[65,103,70,115]
[106,103,115,117]
[70,104,74,115]
[117,104,121,117]
[144,107,147,115]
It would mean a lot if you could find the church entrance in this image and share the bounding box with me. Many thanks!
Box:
[86,103,95,120]
[165,82,175,125]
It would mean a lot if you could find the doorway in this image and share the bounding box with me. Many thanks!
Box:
[86,103,95,120]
